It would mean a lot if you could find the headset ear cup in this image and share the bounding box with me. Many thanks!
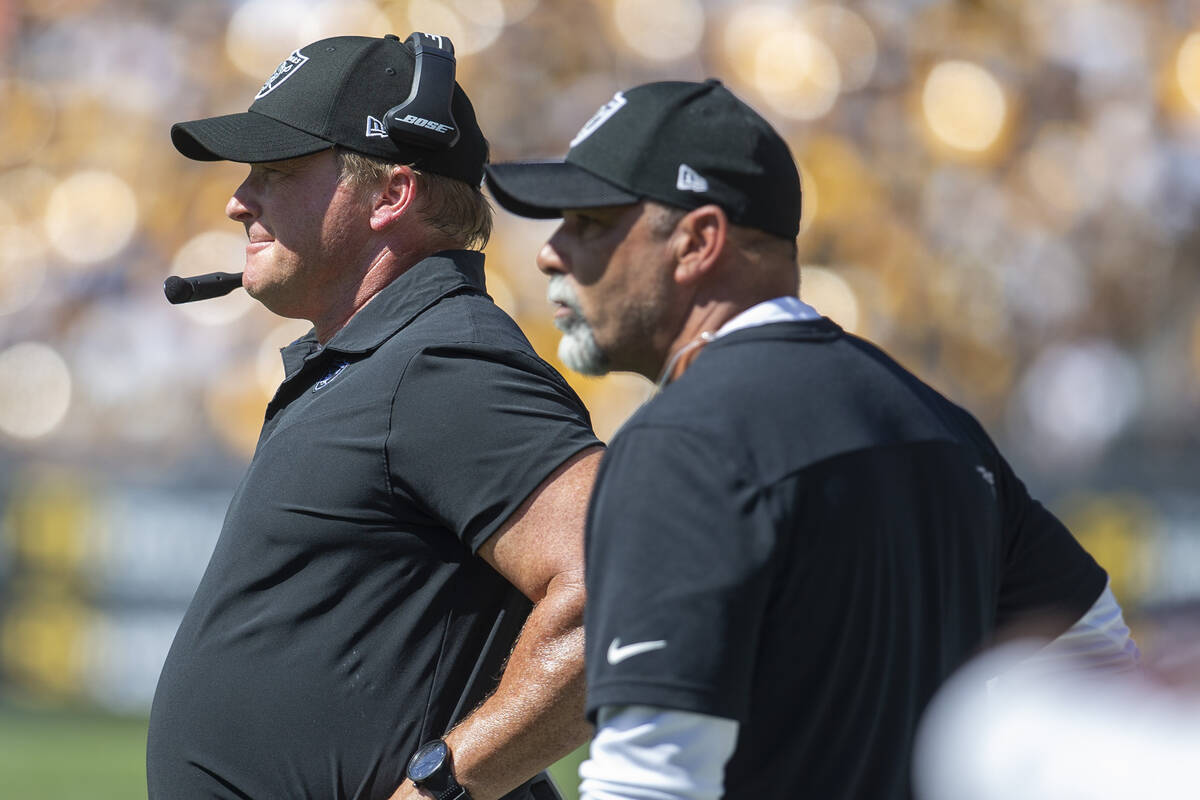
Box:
[385,32,460,150]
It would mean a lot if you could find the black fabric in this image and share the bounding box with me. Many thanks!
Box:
[484,80,801,239]
[147,251,599,800]
[484,161,639,221]
[584,319,1107,800]
[171,35,488,185]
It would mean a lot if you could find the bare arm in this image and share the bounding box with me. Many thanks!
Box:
[390,445,603,800]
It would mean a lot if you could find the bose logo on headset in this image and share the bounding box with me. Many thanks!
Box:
[382,32,461,150]
[399,114,454,134]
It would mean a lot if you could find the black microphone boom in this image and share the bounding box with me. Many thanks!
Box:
[164,272,244,304]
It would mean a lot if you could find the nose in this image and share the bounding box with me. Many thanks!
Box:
[225,175,259,223]
[536,229,568,276]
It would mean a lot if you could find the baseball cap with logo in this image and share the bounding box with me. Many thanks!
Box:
[171,34,487,185]
[484,79,801,239]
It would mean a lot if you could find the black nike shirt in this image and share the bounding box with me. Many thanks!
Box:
[584,319,1106,800]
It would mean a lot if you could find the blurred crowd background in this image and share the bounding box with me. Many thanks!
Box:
[0,0,1198,793]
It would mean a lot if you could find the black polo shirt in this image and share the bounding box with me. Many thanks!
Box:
[584,319,1106,800]
[148,251,599,800]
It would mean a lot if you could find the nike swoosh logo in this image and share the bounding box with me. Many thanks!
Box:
[606,637,667,665]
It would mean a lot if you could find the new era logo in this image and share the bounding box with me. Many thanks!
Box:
[676,164,709,192]
[365,116,388,138]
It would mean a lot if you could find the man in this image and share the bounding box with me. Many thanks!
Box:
[484,80,1137,799]
[147,34,602,800]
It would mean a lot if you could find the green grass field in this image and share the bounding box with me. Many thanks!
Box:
[0,705,149,800]
[0,705,585,799]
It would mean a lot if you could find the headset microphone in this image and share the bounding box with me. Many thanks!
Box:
[164,271,244,304]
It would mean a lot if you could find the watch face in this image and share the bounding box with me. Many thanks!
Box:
[408,739,449,782]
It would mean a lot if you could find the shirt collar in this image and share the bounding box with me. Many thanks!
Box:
[714,296,822,340]
[327,249,486,354]
[278,250,487,375]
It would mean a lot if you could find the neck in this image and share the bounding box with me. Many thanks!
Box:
[655,329,716,390]
[312,239,451,344]
[653,300,741,387]
[653,286,797,386]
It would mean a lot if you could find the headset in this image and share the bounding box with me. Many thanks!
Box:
[383,32,460,151]
[165,32,462,306]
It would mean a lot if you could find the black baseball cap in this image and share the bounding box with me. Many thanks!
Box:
[171,34,488,185]
[484,79,801,239]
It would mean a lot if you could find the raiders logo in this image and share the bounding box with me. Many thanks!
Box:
[570,91,627,148]
[255,49,310,100]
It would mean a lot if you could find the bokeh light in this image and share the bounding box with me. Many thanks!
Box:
[1014,341,1141,466]
[0,342,72,440]
[0,224,47,316]
[43,170,138,265]
[64,301,179,411]
[613,0,705,62]
[800,5,877,92]
[406,0,507,56]
[801,266,860,333]
[486,267,518,318]
[226,0,314,80]
[256,318,314,397]
[483,214,563,315]
[998,233,1090,331]
[0,79,56,168]
[723,4,798,86]
[1021,123,1108,227]
[497,0,538,25]
[585,372,654,443]
[206,363,272,458]
[1177,31,1200,114]
[0,600,90,696]
[922,60,1008,154]
[0,166,56,223]
[797,135,879,228]
[303,0,393,41]
[171,231,257,326]
[755,27,841,120]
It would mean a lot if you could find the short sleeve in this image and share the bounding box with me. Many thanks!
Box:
[994,453,1108,628]
[584,424,775,724]
[386,344,599,552]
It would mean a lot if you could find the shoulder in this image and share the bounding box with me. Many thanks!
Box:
[397,289,531,349]
[380,291,569,387]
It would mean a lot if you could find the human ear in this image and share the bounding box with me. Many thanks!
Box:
[369,166,418,232]
[673,205,726,285]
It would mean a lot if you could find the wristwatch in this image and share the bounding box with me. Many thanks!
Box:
[406,738,472,800]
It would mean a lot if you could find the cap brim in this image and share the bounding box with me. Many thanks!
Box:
[484,161,640,219]
[171,111,334,163]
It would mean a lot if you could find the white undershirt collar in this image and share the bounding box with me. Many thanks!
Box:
[714,296,821,340]
[656,297,822,391]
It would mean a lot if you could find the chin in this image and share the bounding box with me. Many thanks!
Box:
[240,276,267,302]
[239,263,282,301]
[558,333,610,376]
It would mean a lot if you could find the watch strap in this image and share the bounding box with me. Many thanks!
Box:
[433,785,470,800]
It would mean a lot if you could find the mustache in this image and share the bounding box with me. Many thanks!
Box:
[547,275,588,330]
[546,275,581,310]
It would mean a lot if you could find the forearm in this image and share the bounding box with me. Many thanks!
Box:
[444,570,591,799]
